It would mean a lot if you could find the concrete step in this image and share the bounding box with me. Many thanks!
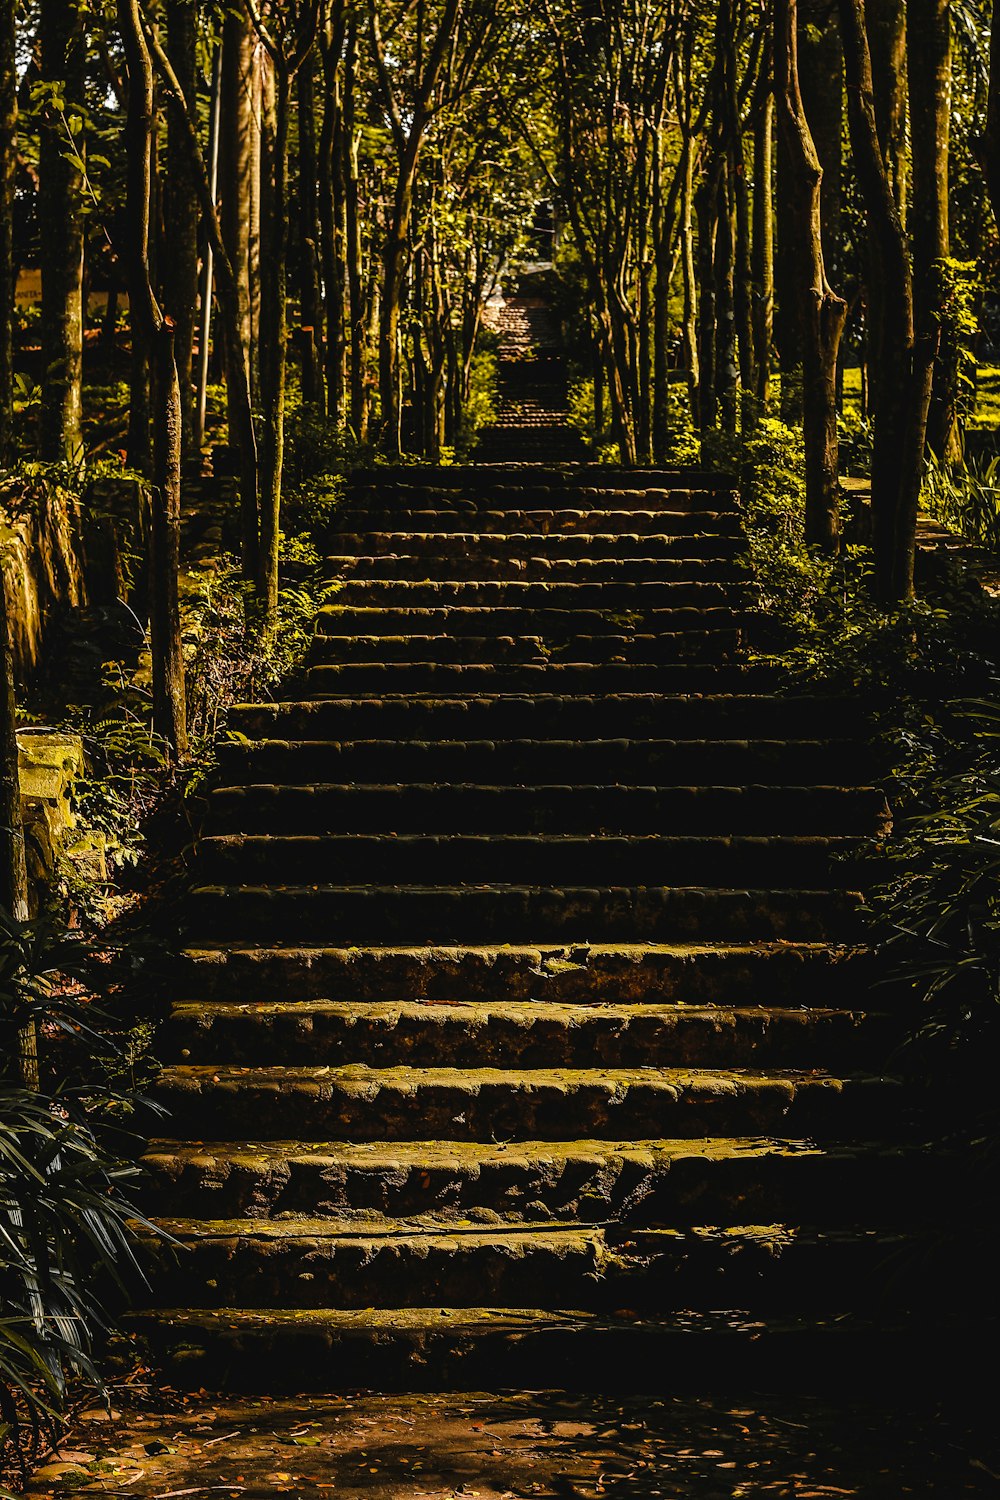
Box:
[140,1135,939,1224]
[332,509,742,536]
[326,579,742,608]
[177,941,873,1006]
[349,467,737,505]
[327,531,746,559]
[164,999,892,1069]
[191,833,862,887]
[205,783,890,837]
[140,1216,922,1314]
[152,1064,901,1144]
[225,687,868,742]
[325,554,741,582]
[184,882,864,943]
[128,1304,969,1394]
[313,604,742,638]
[217,737,873,788]
[305,634,743,667]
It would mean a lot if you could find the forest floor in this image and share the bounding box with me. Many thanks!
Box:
[22,1387,1000,1498]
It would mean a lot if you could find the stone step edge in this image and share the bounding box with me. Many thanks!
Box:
[168,1000,882,1022]
[179,941,869,962]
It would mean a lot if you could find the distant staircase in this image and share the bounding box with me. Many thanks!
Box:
[475,295,587,462]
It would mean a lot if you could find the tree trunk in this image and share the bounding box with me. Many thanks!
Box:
[696,162,720,434]
[0,558,34,1087]
[151,27,260,590]
[840,0,935,599]
[118,0,187,756]
[221,10,255,454]
[164,0,200,455]
[319,12,348,425]
[714,166,738,436]
[985,0,1000,224]
[344,15,367,441]
[257,56,289,632]
[0,0,15,460]
[752,88,774,411]
[774,124,803,422]
[799,0,844,285]
[39,0,85,465]
[150,323,187,753]
[775,0,847,549]
[909,0,955,461]
[296,50,325,409]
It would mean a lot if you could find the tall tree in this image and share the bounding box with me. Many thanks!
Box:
[840,0,935,599]
[775,0,847,548]
[0,0,15,458]
[908,0,955,460]
[118,0,187,757]
[38,0,85,465]
[163,0,201,455]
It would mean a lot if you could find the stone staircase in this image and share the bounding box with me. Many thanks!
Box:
[136,466,961,1393]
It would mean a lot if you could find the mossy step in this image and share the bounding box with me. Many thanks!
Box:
[313,605,742,637]
[306,633,743,667]
[165,999,891,1069]
[140,1217,918,1314]
[205,783,890,838]
[184,882,864,943]
[141,1135,941,1223]
[178,941,871,1005]
[327,579,741,607]
[348,463,735,492]
[328,531,746,559]
[326,553,740,582]
[192,832,862,887]
[127,1304,970,1394]
[337,509,742,537]
[153,1063,898,1143]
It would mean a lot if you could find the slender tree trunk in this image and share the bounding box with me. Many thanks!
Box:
[909,0,955,461]
[257,59,288,631]
[774,125,803,421]
[221,11,255,449]
[119,0,187,756]
[840,0,935,599]
[319,13,348,425]
[696,162,720,434]
[151,27,260,589]
[680,123,699,420]
[164,0,200,455]
[714,166,738,435]
[0,561,35,1087]
[776,0,847,549]
[39,0,85,465]
[296,50,324,409]
[0,0,15,459]
[800,0,844,284]
[985,0,1000,224]
[344,16,367,441]
[752,88,775,411]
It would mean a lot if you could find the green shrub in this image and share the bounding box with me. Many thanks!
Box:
[0,907,157,1483]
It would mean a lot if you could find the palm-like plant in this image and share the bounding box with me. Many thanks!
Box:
[0,906,160,1485]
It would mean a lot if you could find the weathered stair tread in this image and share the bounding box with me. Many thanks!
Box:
[128,1304,973,1393]
[323,579,742,605]
[139,1216,919,1313]
[205,783,890,837]
[153,1062,897,1143]
[178,940,872,1004]
[140,1133,941,1223]
[165,999,889,1068]
[185,883,864,944]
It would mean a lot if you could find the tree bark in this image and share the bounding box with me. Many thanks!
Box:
[164,0,200,455]
[775,0,847,549]
[118,0,187,756]
[840,0,935,599]
[909,0,955,461]
[751,87,774,411]
[39,0,85,465]
[296,49,325,408]
[0,0,15,459]
[221,11,256,456]
[257,50,289,632]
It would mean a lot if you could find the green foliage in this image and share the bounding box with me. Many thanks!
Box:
[922,453,1000,551]
[0,908,158,1485]
[454,349,499,460]
[185,546,341,753]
